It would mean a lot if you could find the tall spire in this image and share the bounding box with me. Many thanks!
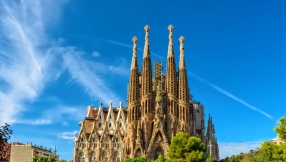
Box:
[166,25,177,115]
[167,25,174,58]
[128,36,140,122]
[131,36,138,70]
[143,25,150,58]
[179,36,186,69]
[178,36,189,124]
[141,25,153,116]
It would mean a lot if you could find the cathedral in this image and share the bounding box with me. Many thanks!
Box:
[73,25,219,162]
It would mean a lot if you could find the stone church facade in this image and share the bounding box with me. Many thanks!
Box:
[74,25,219,162]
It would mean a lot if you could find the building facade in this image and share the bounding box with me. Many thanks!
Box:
[74,25,219,162]
[10,142,58,162]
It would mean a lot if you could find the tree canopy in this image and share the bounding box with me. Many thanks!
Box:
[0,123,13,161]
[220,116,286,162]
[168,132,211,162]
[123,157,153,162]
[30,156,56,162]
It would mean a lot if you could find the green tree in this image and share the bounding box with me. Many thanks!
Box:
[255,116,286,161]
[123,157,153,162]
[274,117,286,141]
[155,154,167,162]
[168,132,211,162]
[0,123,13,162]
[30,156,56,162]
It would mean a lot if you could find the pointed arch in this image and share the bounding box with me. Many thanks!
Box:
[154,146,164,159]
[134,148,142,157]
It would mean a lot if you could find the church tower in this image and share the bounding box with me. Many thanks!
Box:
[140,25,154,155]
[177,36,192,134]
[124,36,141,158]
[165,25,178,139]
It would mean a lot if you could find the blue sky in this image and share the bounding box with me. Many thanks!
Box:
[0,0,286,160]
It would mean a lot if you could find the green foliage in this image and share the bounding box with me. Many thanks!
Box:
[30,156,56,162]
[256,141,286,162]
[220,116,286,162]
[155,154,167,162]
[274,116,286,141]
[123,157,153,162]
[168,132,211,162]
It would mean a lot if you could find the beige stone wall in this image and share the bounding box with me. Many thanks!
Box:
[10,145,32,162]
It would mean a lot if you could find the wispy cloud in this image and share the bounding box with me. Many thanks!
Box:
[219,140,264,159]
[0,0,126,125]
[42,104,86,123]
[71,35,165,60]
[92,51,100,57]
[58,130,78,140]
[0,0,66,125]
[62,51,121,105]
[17,119,52,125]
[189,72,273,119]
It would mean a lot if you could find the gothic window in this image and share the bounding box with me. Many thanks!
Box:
[80,138,84,142]
[98,123,102,128]
[115,138,119,142]
[92,138,96,142]
[99,115,101,119]
[109,123,112,127]
[114,151,119,157]
[119,123,122,127]
[120,115,122,119]
[90,151,95,157]
[78,152,85,162]
[89,152,96,162]
[102,151,108,158]
[110,115,112,119]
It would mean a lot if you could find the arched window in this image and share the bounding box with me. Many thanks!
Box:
[120,123,122,127]
[80,138,84,142]
[115,138,119,142]
[113,151,119,161]
[92,138,96,142]
[78,152,85,162]
[102,151,108,160]
[109,123,112,127]
[109,115,112,119]
[114,151,119,157]
[89,152,96,162]
[98,123,102,128]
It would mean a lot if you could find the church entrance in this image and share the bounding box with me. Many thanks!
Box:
[135,149,142,157]
[154,147,164,159]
